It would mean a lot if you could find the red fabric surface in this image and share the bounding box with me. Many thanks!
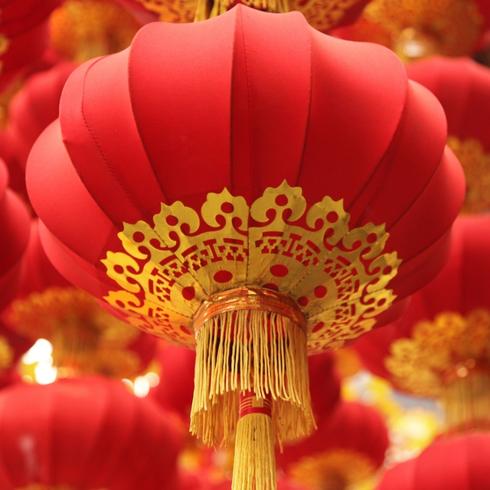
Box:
[0,160,30,311]
[0,377,182,489]
[26,7,464,333]
[377,432,490,490]
[150,342,195,421]
[277,401,389,471]
[408,57,490,151]
[355,214,490,384]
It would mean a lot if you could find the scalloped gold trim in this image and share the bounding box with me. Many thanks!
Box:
[103,181,400,353]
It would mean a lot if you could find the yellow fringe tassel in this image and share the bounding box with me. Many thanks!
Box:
[195,0,289,21]
[232,410,277,490]
[191,309,315,448]
[443,369,490,432]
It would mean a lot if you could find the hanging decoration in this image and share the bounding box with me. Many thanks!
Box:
[355,215,490,433]
[407,57,490,214]
[278,401,389,490]
[0,377,183,489]
[26,6,464,489]
[5,221,157,380]
[377,433,490,490]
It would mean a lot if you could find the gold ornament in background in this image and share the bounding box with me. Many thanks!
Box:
[289,450,375,490]
[0,335,14,371]
[8,287,143,378]
[195,0,287,21]
[50,0,140,62]
[447,136,490,214]
[137,0,197,22]
[386,309,490,397]
[360,0,483,60]
[104,181,400,352]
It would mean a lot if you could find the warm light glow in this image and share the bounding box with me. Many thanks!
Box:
[123,371,160,398]
[21,339,58,385]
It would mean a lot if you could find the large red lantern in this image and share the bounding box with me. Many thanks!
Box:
[377,433,490,490]
[5,220,157,380]
[0,160,30,311]
[355,215,490,433]
[27,7,464,489]
[0,377,182,489]
[407,57,490,213]
[333,0,490,61]
[278,401,389,490]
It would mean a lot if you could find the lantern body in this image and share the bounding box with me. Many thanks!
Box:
[26,7,464,490]
[278,401,389,489]
[0,377,182,489]
[0,160,30,311]
[407,57,490,213]
[377,433,490,490]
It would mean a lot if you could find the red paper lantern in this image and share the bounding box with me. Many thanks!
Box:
[5,220,157,379]
[0,1,61,90]
[355,215,490,432]
[27,7,464,489]
[377,433,490,490]
[278,401,389,490]
[0,160,30,311]
[407,57,490,213]
[0,377,182,489]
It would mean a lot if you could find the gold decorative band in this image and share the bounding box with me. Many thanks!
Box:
[192,286,306,333]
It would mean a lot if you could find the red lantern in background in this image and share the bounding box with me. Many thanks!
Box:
[0,160,30,311]
[1,62,75,199]
[355,215,490,433]
[407,57,490,213]
[0,321,31,389]
[5,220,157,380]
[377,433,490,490]
[0,0,61,90]
[333,0,490,61]
[0,377,183,489]
[26,6,464,489]
[278,401,389,490]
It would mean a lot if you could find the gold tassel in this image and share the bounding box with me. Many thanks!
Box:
[232,392,276,490]
[195,0,289,21]
[190,287,315,489]
[443,367,490,432]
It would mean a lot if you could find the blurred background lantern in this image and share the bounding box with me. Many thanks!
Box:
[355,215,490,434]
[0,159,30,311]
[377,432,490,490]
[407,57,490,214]
[333,0,490,61]
[1,62,75,200]
[5,221,157,381]
[278,401,389,490]
[26,6,464,489]
[0,377,183,489]
[0,0,61,92]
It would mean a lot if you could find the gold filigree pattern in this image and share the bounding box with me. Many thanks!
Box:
[136,0,197,22]
[103,181,400,353]
[0,335,13,371]
[50,0,140,62]
[359,0,483,60]
[386,309,490,396]
[289,0,366,33]
[448,136,490,214]
[289,449,375,490]
[7,287,144,378]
